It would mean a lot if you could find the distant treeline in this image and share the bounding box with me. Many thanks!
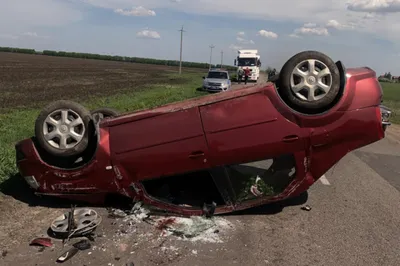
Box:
[0,46,236,71]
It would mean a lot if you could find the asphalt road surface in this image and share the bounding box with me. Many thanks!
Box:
[231,73,268,90]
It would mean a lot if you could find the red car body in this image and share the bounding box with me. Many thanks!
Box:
[16,67,385,216]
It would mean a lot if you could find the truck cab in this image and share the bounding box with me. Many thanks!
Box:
[235,49,261,82]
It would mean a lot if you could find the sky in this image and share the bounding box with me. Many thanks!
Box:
[0,0,400,75]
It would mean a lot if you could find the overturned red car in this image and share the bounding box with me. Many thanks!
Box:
[15,51,391,216]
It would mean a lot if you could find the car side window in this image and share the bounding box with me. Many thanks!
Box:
[222,154,296,202]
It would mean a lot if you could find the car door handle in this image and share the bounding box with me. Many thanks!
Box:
[283,135,299,143]
[189,151,205,158]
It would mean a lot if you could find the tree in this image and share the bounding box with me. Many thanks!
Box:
[384,72,392,80]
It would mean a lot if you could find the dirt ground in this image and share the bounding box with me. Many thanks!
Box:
[0,173,307,266]
[0,52,201,110]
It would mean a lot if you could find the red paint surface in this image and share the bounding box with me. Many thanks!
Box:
[16,67,385,216]
[29,237,53,248]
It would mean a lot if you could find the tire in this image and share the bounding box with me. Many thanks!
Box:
[91,107,119,125]
[34,100,93,158]
[278,51,341,114]
[90,107,119,119]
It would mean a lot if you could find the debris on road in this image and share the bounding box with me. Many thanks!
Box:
[56,247,80,263]
[301,205,312,211]
[72,239,91,251]
[56,239,92,263]
[50,208,102,240]
[29,237,53,248]
[107,208,128,219]
[110,204,234,243]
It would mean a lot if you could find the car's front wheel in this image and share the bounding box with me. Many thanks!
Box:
[278,51,341,114]
[34,100,93,157]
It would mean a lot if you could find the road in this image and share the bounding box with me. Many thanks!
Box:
[1,76,400,265]
[231,73,269,90]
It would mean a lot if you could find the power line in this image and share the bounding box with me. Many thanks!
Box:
[178,25,186,74]
[209,44,215,70]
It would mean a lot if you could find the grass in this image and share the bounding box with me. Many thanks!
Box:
[381,82,400,124]
[0,72,207,184]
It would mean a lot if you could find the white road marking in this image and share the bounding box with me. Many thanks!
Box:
[319,175,331,185]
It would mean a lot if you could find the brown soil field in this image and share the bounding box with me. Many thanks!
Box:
[0,52,203,110]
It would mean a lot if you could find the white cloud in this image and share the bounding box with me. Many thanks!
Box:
[289,33,300,38]
[326,19,361,30]
[81,0,400,44]
[232,32,255,46]
[296,27,329,36]
[236,36,255,44]
[114,6,156,16]
[326,20,343,29]
[347,0,400,13]
[136,29,161,39]
[293,24,329,36]
[22,32,38,37]
[21,32,49,38]
[0,32,49,40]
[257,30,278,39]
[0,34,19,40]
[303,22,317,27]
[229,44,243,50]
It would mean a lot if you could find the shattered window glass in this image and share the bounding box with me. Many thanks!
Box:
[223,154,296,203]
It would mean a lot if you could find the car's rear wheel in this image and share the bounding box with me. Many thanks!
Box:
[90,107,119,124]
[278,51,341,114]
[34,100,93,158]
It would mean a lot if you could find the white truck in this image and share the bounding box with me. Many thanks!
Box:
[234,49,261,82]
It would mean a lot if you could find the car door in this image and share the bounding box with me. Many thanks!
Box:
[109,107,210,181]
[199,91,308,205]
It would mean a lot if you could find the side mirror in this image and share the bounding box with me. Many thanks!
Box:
[202,76,205,79]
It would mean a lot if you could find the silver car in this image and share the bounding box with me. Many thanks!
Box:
[202,69,232,92]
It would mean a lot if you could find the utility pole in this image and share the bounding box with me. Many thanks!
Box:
[209,44,215,70]
[220,50,223,68]
[178,25,186,74]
